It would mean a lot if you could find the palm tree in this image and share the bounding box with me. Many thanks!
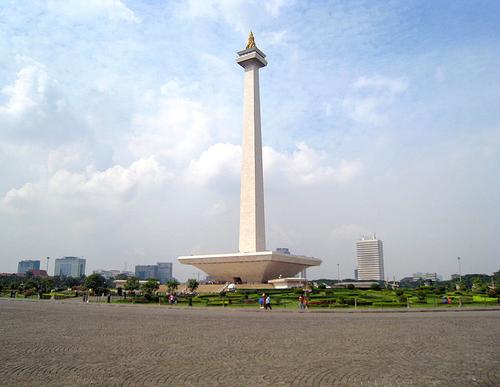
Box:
[187,278,199,293]
[166,279,180,294]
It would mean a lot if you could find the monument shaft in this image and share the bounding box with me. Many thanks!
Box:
[239,62,266,253]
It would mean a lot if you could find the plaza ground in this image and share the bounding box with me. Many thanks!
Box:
[0,299,498,386]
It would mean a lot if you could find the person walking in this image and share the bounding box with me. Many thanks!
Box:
[258,296,264,309]
[298,294,304,311]
[265,295,272,310]
[262,293,267,310]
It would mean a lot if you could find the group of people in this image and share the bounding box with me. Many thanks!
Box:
[258,293,272,310]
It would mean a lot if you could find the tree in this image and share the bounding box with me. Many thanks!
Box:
[141,279,159,295]
[124,277,140,291]
[166,279,180,293]
[84,273,107,295]
[187,278,199,293]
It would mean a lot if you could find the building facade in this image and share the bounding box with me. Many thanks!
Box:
[135,263,173,284]
[18,260,40,274]
[157,262,173,284]
[135,265,158,281]
[356,236,384,281]
[54,257,86,277]
[92,269,134,279]
[412,272,438,282]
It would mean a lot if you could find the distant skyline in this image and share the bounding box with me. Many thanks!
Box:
[1,1,499,281]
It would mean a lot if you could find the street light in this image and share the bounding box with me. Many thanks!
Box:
[457,256,462,281]
[337,263,340,283]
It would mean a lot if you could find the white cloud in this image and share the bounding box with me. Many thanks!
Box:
[185,141,361,187]
[265,0,287,17]
[128,79,233,166]
[2,156,169,211]
[160,79,199,98]
[263,30,289,46]
[343,75,408,125]
[46,0,141,23]
[0,58,86,145]
[185,143,241,185]
[176,0,286,32]
[264,142,362,185]
[129,97,212,164]
[353,75,408,94]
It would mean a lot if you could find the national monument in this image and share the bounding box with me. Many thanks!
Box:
[178,33,321,283]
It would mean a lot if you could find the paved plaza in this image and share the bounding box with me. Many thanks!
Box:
[0,299,498,386]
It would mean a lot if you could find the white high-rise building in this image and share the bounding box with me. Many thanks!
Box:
[356,236,384,281]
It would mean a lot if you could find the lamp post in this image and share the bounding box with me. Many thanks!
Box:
[46,257,50,274]
[337,264,340,283]
[457,256,462,281]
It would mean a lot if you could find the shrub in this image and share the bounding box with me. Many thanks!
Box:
[372,302,406,308]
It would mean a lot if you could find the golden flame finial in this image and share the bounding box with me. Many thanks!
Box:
[246,31,256,49]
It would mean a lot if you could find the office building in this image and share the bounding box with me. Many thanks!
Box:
[54,257,86,277]
[135,265,158,281]
[92,269,134,279]
[135,263,173,284]
[356,236,384,281]
[18,260,40,274]
[157,262,173,284]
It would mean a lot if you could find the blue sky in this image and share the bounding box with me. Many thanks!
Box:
[0,0,499,280]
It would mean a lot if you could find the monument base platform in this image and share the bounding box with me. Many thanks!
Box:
[178,251,321,283]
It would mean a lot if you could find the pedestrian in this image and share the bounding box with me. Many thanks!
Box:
[258,296,264,309]
[262,293,267,310]
[298,294,304,310]
[303,295,309,310]
[265,295,272,310]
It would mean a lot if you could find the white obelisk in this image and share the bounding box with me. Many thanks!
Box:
[236,32,268,253]
[178,34,321,283]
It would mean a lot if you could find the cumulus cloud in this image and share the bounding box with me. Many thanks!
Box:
[2,156,169,211]
[185,143,241,185]
[0,59,86,145]
[185,141,361,187]
[128,80,232,165]
[343,75,408,125]
[46,0,141,23]
[129,97,211,164]
[264,142,362,185]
